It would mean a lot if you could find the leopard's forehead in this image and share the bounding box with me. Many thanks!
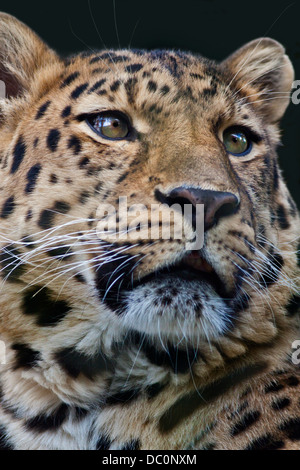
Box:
[61,49,225,109]
[72,49,217,77]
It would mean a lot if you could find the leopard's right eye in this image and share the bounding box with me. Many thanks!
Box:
[86,111,130,140]
[223,126,252,156]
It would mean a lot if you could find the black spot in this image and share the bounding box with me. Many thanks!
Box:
[74,273,86,283]
[264,381,284,393]
[60,72,80,88]
[147,80,157,92]
[54,201,71,214]
[233,293,250,314]
[1,196,15,218]
[105,389,141,405]
[79,157,89,168]
[25,164,41,194]
[73,407,89,421]
[108,54,129,63]
[54,347,113,379]
[0,425,14,450]
[22,286,71,327]
[71,83,89,99]
[38,209,55,230]
[47,246,73,259]
[22,236,35,250]
[50,174,58,184]
[79,191,90,204]
[117,171,129,184]
[146,382,166,399]
[0,245,25,282]
[25,404,69,433]
[190,73,204,80]
[68,135,82,155]
[120,440,140,450]
[89,79,106,93]
[26,209,33,221]
[286,295,300,316]
[129,333,200,375]
[230,410,261,437]
[124,77,138,103]
[11,136,26,174]
[148,103,163,114]
[125,63,143,73]
[47,129,61,152]
[160,85,170,95]
[95,435,111,450]
[162,296,172,306]
[279,418,300,440]
[33,137,39,148]
[285,375,299,386]
[61,105,72,118]
[89,52,114,64]
[151,51,181,78]
[11,343,40,370]
[110,80,121,92]
[245,434,284,450]
[276,205,290,230]
[271,396,290,411]
[202,86,217,97]
[35,101,51,120]
[259,252,283,288]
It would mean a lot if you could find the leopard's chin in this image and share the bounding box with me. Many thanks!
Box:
[117,256,235,344]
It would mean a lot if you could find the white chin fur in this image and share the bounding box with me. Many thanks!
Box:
[120,278,232,345]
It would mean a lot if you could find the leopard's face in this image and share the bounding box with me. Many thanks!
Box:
[0,14,299,368]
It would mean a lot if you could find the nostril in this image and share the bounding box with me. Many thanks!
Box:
[214,197,239,221]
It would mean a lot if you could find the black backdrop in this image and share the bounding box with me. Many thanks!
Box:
[2,0,299,206]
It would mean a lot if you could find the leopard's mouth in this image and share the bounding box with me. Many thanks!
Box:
[94,247,232,318]
[130,251,226,298]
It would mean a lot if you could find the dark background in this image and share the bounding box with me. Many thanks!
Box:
[2,0,299,206]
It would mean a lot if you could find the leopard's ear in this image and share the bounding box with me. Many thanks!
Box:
[0,12,58,99]
[222,38,294,123]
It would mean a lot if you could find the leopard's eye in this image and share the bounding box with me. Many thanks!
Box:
[87,112,130,140]
[223,126,252,156]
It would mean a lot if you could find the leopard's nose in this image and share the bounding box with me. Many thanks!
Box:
[155,187,240,230]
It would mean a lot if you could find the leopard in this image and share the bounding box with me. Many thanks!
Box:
[0,12,299,450]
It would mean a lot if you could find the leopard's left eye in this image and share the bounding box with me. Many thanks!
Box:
[223,126,252,156]
[86,111,130,140]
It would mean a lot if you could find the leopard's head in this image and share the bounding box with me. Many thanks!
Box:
[0,13,299,382]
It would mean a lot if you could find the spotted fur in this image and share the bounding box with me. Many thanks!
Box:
[0,13,299,450]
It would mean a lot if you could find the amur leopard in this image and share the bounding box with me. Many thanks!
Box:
[0,12,299,450]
